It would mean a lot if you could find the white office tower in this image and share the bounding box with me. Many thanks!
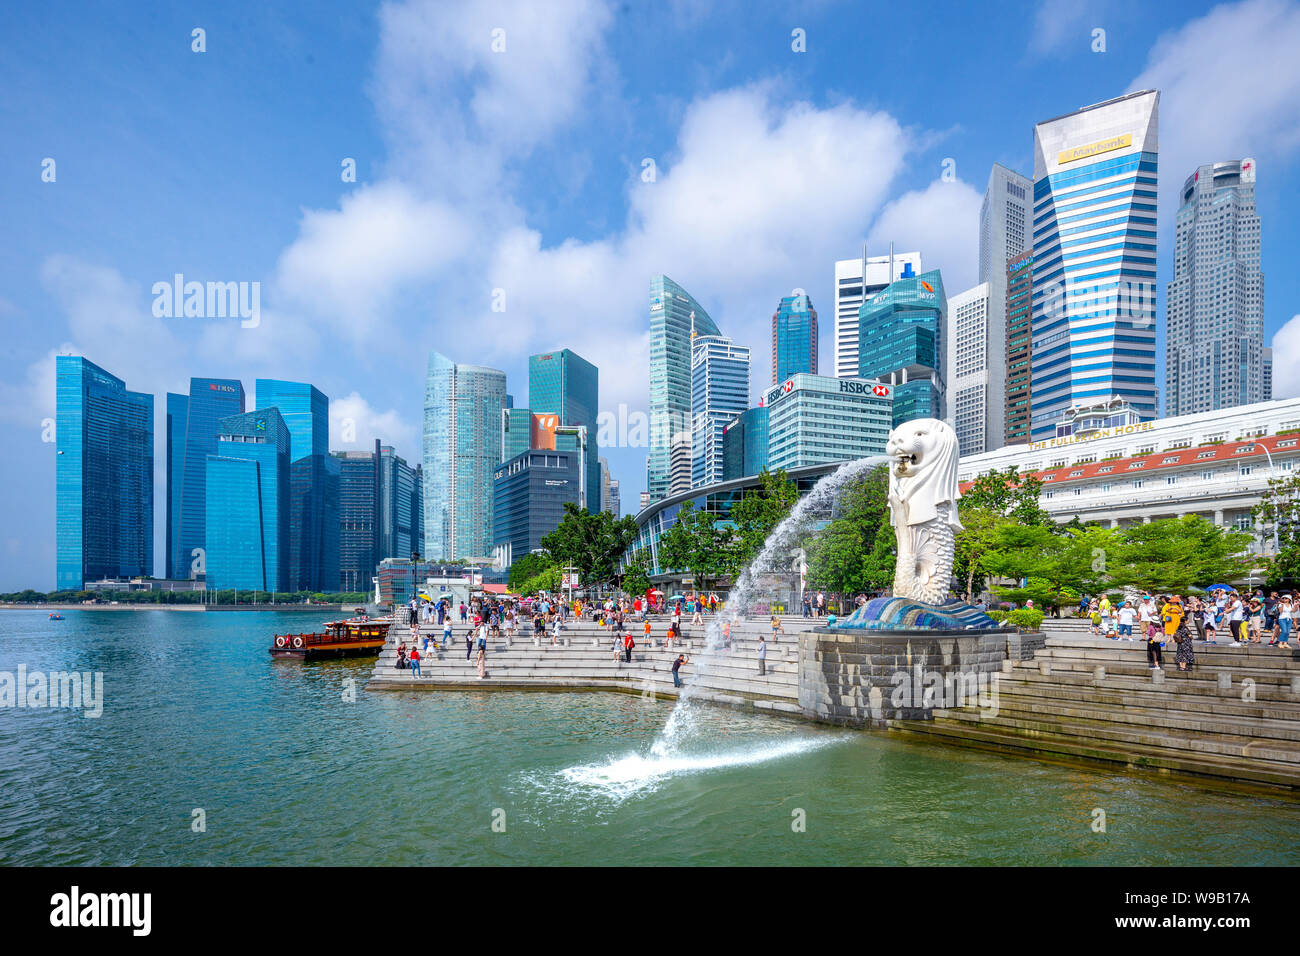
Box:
[833,250,923,378]
[946,283,996,456]
[1030,90,1159,441]
[979,164,1031,446]
[1166,159,1265,416]
[690,334,750,488]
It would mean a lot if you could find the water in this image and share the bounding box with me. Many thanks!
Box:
[2,608,1298,866]
[653,455,886,754]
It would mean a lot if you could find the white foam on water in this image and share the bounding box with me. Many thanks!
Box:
[559,735,842,800]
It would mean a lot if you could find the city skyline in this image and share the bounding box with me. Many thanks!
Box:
[7,0,1300,588]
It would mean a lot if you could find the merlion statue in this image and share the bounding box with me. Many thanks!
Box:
[885,418,963,605]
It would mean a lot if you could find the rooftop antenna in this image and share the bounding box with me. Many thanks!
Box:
[889,241,895,283]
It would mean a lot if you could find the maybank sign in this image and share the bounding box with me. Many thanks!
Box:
[1057,133,1131,166]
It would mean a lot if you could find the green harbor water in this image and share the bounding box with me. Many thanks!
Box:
[1,609,1298,866]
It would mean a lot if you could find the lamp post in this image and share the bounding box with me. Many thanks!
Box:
[410,550,421,622]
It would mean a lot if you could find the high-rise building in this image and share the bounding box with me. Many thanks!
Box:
[205,408,291,593]
[55,356,154,590]
[333,441,423,592]
[1166,158,1265,416]
[690,334,750,488]
[529,349,600,509]
[501,406,534,463]
[1005,251,1035,445]
[423,352,507,561]
[165,378,246,579]
[722,406,769,480]
[978,163,1031,449]
[771,293,818,384]
[254,380,338,592]
[493,448,582,566]
[1030,90,1159,441]
[858,269,947,425]
[833,251,922,378]
[607,477,620,518]
[764,374,892,470]
[946,283,995,456]
[648,275,721,502]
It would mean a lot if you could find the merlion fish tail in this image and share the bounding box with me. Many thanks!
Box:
[909,517,955,606]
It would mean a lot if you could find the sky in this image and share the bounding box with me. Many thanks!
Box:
[3,0,1300,591]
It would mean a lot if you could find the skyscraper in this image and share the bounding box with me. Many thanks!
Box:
[1166,158,1265,416]
[648,275,720,501]
[946,283,994,456]
[423,351,507,561]
[722,406,769,481]
[833,251,922,378]
[255,380,338,592]
[493,448,582,565]
[1030,90,1159,441]
[1005,251,1035,445]
[978,163,1031,449]
[165,378,245,580]
[690,334,750,488]
[205,408,291,593]
[55,356,154,590]
[333,441,423,592]
[529,349,600,507]
[771,293,818,384]
[858,269,947,425]
[764,374,892,470]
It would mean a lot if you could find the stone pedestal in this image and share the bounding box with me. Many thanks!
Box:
[798,626,1013,727]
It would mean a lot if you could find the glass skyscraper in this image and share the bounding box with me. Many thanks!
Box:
[1005,251,1035,445]
[1030,90,1159,441]
[857,269,947,425]
[648,275,720,502]
[423,352,507,560]
[165,378,245,580]
[529,349,600,507]
[334,441,423,592]
[771,293,817,384]
[255,379,338,591]
[205,408,291,592]
[1166,158,1265,415]
[493,449,581,565]
[55,356,154,590]
[690,334,750,488]
[722,406,769,481]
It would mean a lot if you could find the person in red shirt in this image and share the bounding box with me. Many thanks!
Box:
[623,630,635,663]
[408,645,421,678]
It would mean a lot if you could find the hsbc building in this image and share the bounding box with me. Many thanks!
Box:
[764,372,893,470]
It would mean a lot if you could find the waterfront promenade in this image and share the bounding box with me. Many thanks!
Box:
[371,614,1300,793]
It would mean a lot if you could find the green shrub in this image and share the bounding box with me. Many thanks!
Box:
[985,609,1007,623]
[1005,608,1044,631]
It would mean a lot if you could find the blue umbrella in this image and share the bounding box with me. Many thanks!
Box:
[1202,584,1236,593]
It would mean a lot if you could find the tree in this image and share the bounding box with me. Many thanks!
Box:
[955,467,1049,599]
[1118,515,1253,593]
[728,468,800,567]
[620,550,652,597]
[539,503,639,590]
[805,465,894,596]
[508,552,555,592]
[1254,472,1300,585]
[983,523,1122,609]
[657,500,737,589]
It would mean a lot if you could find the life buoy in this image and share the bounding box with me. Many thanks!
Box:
[275,636,286,648]
[292,636,304,649]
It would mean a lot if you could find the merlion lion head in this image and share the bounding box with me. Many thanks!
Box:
[885,418,963,530]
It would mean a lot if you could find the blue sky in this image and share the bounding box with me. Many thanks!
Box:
[3,0,1300,590]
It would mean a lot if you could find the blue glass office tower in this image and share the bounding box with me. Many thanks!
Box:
[333,441,423,591]
[1030,90,1159,440]
[648,275,721,502]
[857,269,947,425]
[255,379,338,591]
[165,378,245,579]
[423,352,507,561]
[493,449,582,563]
[691,334,750,488]
[722,406,769,481]
[206,408,291,592]
[771,294,818,384]
[55,356,154,590]
[529,349,600,510]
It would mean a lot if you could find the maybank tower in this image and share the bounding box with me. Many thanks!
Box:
[1029,90,1159,442]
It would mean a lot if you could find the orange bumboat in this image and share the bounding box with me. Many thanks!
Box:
[270,618,390,660]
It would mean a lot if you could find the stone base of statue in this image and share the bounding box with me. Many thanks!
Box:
[797,598,1015,728]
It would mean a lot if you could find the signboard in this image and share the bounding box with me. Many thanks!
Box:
[1027,420,1153,451]
[531,414,559,449]
[561,572,580,589]
[1057,133,1131,166]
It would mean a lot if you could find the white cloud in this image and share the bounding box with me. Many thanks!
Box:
[1130,0,1300,222]
[865,179,983,295]
[1028,0,1096,57]
[1271,313,1300,399]
[330,391,420,460]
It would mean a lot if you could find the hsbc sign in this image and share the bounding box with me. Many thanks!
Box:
[838,380,891,398]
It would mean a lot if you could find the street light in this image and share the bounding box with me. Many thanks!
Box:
[410,551,421,622]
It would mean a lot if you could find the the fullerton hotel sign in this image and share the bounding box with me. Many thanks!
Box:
[1028,420,1154,451]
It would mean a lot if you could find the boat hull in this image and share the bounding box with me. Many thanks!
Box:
[270,641,384,661]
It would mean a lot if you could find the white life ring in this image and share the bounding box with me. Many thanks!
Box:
[275,636,286,648]
[292,636,304,649]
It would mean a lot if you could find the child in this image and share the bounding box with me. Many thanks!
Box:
[642,618,652,647]
[771,615,785,638]
[1201,602,1217,644]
